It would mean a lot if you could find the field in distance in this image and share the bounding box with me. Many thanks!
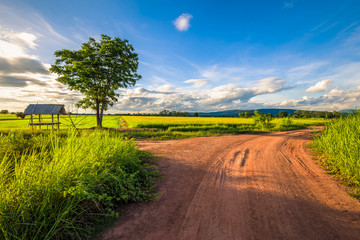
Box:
[122,116,327,129]
[0,114,328,132]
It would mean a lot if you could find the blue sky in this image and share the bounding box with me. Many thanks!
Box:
[1,0,360,113]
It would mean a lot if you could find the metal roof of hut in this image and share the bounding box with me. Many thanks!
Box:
[24,104,66,115]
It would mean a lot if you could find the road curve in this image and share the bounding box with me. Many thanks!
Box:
[101,128,360,240]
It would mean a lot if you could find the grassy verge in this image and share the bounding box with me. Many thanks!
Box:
[0,130,159,239]
[311,111,360,198]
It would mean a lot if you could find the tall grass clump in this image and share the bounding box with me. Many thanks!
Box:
[311,111,360,197]
[0,130,158,239]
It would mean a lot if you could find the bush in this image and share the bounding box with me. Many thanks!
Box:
[253,110,273,130]
[277,117,294,130]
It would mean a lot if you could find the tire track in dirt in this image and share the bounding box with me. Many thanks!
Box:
[101,128,360,240]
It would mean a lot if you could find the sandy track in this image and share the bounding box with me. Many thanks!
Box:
[102,128,360,240]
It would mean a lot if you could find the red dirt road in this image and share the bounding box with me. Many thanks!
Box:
[102,128,360,240]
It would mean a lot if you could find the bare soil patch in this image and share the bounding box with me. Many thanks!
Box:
[101,127,360,240]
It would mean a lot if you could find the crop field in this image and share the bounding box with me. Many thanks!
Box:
[0,115,329,139]
[122,116,328,130]
[122,116,255,128]
[0,114,121,130]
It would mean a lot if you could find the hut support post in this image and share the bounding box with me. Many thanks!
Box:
[52,114,54,131]
[31,114,33,130]
[57,114,60,130]
[38,114,41,130]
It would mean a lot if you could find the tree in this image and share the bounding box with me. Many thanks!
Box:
[0,110,9,114]
[278,111,288,118]
[244,112,252,118]
[50,34,141,128]
[293,110,301,118]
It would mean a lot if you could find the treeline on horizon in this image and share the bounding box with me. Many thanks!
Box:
[2,108,347,119]
[121,109,346,119]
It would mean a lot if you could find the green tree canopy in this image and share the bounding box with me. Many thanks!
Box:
[0,110,9,114]
[278,111,288,118]
[50,34,141,128]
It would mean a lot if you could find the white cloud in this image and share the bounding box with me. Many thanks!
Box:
[287,61,328,79]
[15,32,38,49]
[283,1,294,8]
[156,84,175,92]
[200,77,289,106]
[200,65,246,81]
[199,84,254,106]
[342,26,360,54]
[173,13,193,31]
[305,80,333,92]
[34,13,70,42]
[113,77,290,113]
[152,75,168,84]
[328,62,360,86]
[0,18,72,111]
[0,27,38,59]
[184,79,209,88]
[256,77,288,92]
[198,64,277,85]
[279,87,360,110]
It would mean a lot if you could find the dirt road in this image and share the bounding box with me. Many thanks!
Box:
[102,128,360,240]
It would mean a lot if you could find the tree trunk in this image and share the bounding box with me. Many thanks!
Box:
[99,101,105,128]
[96,99,101,128]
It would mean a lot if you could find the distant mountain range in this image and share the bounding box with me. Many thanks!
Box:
[197,109,297,116]
[338,109,357,114]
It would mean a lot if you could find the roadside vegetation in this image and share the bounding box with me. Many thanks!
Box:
[311,110,360,198]
[0,130,159,240]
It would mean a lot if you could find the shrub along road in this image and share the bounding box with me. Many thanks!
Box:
[101,127,360,240]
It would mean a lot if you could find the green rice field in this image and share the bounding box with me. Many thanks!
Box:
[0,114,121,130]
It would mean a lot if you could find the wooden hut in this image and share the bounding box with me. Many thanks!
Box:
[24,104,66,130]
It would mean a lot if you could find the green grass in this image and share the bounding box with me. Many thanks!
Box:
[0,130,159,239]
[311,112,360,198]
[277,118,328,126]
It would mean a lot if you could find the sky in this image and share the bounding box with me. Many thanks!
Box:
[1,0,360,113]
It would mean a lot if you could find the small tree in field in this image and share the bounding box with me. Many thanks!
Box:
[50,34,141,128]
[253,110,273,130]
[16,112,25,119]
